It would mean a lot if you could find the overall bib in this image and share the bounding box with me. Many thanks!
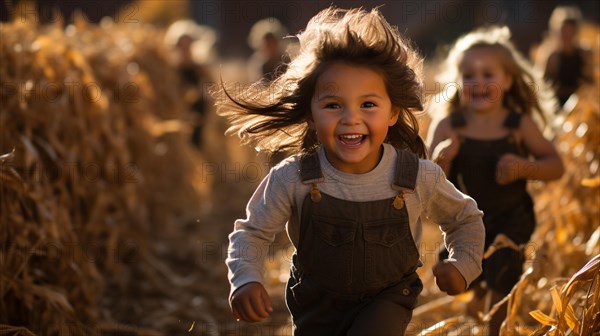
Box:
[286,149,423,336]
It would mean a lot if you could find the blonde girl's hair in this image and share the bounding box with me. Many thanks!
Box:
[215,7,426,157]
[436,26,557,125]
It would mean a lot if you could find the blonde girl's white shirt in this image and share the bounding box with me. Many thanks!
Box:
[226,143,484,297]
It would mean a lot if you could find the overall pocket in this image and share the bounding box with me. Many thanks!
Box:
[307,215,356,287]
[363,218,417,285]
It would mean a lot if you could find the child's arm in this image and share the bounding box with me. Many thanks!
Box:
[496,115,564,185]
[427,116,460,175]
[420,161,485,294]
[225,164,294,322]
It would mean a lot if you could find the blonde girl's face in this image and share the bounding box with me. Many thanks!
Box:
[459,47,513,114]
[310,62,399,174]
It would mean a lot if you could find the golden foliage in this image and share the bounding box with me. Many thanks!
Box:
[1,17,203,335]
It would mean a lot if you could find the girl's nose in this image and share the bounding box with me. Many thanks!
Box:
[341,106,361,125]
[463,80,483,92]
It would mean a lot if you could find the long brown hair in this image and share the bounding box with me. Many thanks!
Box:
[215,7,427,158]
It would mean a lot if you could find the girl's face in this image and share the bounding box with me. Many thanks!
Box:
[560,22,578,49]
[310,62,399,174]
[459,47,513,114]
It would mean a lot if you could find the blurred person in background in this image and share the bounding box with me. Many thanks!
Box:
[246,17,289,83]
[428,26,564,335]
[542,6,593,107]
[246,17,297,165]
[165,19,217,149]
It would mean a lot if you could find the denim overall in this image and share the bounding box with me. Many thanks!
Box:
[286,148,423,336]
[448,110,535,295]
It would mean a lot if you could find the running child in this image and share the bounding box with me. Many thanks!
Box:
[428,26,564,334]
[220,7,485,335]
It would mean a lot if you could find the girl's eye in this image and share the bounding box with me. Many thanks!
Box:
[324,103,340,109]
[362,101,376,108]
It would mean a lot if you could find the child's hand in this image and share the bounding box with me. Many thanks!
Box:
[431,134,460,168]
[433,260,467,295]
[496,153,528,185]
[230,282,273,322]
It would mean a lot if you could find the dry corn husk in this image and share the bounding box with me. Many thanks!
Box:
[528,255,600,336]
[1,12,206,336]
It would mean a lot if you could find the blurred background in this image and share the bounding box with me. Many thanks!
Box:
[1,1,599,335]
[2,0,599,57]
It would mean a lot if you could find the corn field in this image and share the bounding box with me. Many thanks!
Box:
[1,14,599,336]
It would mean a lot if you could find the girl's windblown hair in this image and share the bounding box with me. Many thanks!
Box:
[215,7,426,157]
[435,26,557,125]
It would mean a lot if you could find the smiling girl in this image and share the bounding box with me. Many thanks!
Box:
[218,7,484,335]
[428,26,564,334]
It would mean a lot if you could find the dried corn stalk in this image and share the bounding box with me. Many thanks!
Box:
[529,254,600,335]
[1,13,205,336]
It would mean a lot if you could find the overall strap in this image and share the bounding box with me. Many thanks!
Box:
[450,110,467,129]
[393,149,419,189]
[299,151,324,202]
[300,151,323,183]
[450,110,466,143]
[503,111,522,129]
[391,149,419,209]
[503,111,527,156]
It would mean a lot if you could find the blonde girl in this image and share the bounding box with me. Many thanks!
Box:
[428,26,564,333]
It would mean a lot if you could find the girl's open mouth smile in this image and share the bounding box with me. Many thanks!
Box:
[338,134,367,147]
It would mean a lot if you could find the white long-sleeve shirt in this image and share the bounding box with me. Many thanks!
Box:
[226,143,484,296]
